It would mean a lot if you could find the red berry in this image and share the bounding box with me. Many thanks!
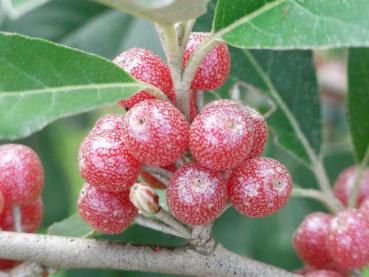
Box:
[293,212,335,269]
[0,197,43,233]
[359,197,369,214]
[141,164,176,189]
[0,144,44,205]
[93,114,124,132]
[166,163,227,225]
[228,157,292,217]
[0,259,19,270]
[189,103,254,171]
[113,48,175,109]
[78,128,141,193]
[305,270,344,277]
[334,166,369,206]
[122,100,189,166]
[78,183,137,234]
[327,209,369,268]
[183,32,230,90]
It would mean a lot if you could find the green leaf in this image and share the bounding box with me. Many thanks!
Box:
[213,0,369,49]
[348,48,369,163]
[0,32,148,140]
[2,0,50,19]
[48,214,94,237]
[94,0,209,23]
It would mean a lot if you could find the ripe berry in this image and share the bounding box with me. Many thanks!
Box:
[305,270,344,277]
[327,209,369,268]
[78,128,141,193]
[141,164,176,189]
[292,212,335,269]
[122,100,189,166]
[189,103,254,171]
[166,163,227,225]
[0,144,44,205]
[78,183,137,234]
[183,32,230,90]
[0,197,43,233]
[113,48,175,109]
[359,197,369,214]
[228,157,292,217]
[93,114,124,132]
[129,183,160,214]
[334,166,369,206]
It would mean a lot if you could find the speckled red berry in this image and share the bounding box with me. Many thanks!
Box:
[228,157,292,217]
[166,163,227,225]
[122,100,189,166]
[78,128,141,193]
[327,209,369,268]
[0,197,43,233]
[305,270,344,277]
[334,166,369,206]
[113,48,175,108]
[293,212,335,269]
[78,183,137,234]
[183,32,230,90]
[359,197,369,214]
[202,100,268,159]
[0,259,19,271]
[189,103,254,171]
[141,164,176,189]
[0,144,44,205]
[130,183,160,214]
[93,114,124,132]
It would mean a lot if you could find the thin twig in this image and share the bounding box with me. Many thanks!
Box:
[155,209,191,238]
[292,187,337,213]
[195,90,204,113]
[142,165,173,179]
[12,205,22,233]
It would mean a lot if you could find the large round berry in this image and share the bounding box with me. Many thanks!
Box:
[327,209,369,268]
[183,32,230,90]
[189,103,254,171]
[122,100,189,166]
[93,114,124,132]
[305,270,344,277]
[334,166,369,206]
[78,183,137,234]
[141,164,176,189]
[78,128,141,193]
[293,212,335,269]
[0,197,43,233]
[113,48,175,109]
[167,163,227,225]
[228,157,292,217]
[0,144,44,205]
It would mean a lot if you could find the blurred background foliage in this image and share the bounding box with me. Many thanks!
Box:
[0,0,351,276]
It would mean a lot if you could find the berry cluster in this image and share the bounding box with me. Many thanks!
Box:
[0,144,44,271]
[293,166,369,276]
[77,32,292,233]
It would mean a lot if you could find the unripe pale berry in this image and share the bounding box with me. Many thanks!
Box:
[78,183,137,234]
[129,183,160,214]
[0,197,43,233]
[189,103,254,171]
[183,32,230,90]
[141,164,176,189]
[113,48,175,108]
[292,212,335,269]
[228,157,292,217]
[0,144,44,205]
[93,114,124,132]
[334,166,369,206]
[122,100,189,166]
[305,270,344,277]
[327,209,369,268]
[78,128,141,193]
[166,163,227,225]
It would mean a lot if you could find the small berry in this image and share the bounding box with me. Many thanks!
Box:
[0,197,43,233]
[93,114,124,132]
[305,270,344,277]
[189,103,254,171]
[166,163,227,225]
[327,209,369,268]
[228,157,292,217]
[78,183,137,234]
[0,144,44,205]
[0,259,19,270]
[334,166,369,206]
[141,164,176,189]
[183,32,230,90]
[122,100,189,166]
[292,212,335,269]
[129,183,160,214]
[78,128,141,193]
[113,48,175,109]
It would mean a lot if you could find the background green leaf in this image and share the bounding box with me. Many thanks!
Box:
[213,0,369,49]
[0,32,146,139]
[48,214,93,237]
[2,0,49,19]
[348,48,369,163]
